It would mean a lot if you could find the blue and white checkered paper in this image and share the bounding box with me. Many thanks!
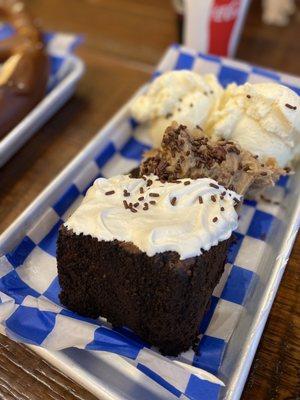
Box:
[0,44,296,400]
[0,23,82,92]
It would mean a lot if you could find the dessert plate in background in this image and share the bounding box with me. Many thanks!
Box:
[0,31,84,167]
[0,45,299,400]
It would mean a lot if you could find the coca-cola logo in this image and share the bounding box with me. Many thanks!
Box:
[211,0,241,23]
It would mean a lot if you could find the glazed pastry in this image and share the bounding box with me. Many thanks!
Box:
[0,0,49,138]
[57,174,240,355]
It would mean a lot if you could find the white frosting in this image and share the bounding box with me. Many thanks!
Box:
[208,82,300,167]
[65,175,240,260]
[130,70,223,147]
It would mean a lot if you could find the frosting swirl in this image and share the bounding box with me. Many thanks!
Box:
[65,175,241,260]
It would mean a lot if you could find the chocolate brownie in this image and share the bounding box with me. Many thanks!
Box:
[57,174,240,355]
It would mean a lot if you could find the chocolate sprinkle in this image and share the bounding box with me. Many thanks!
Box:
[139,187,144,194]
[105,190,115,195]
[170,197,177,206]
[211,195,216,202]
[246,94,251,99]
[196,125,203,131]
[166,112,173,119]
[285,103,297,110]
[184,181,191,185]
[149,200,156,205]
[134,202,139,208]
[149,193,159,197]
[198,196,203,204]
[123,190,130,197]
[146,179,153,187]
[209,183,219,189]
[123,200,129,209]
[212,217,218,223]
[143,203,149,210]
[138,196,144,201]
[220,207,225,211]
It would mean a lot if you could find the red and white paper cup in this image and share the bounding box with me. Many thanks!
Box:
[180,0,250,57]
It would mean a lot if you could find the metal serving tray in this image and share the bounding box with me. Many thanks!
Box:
[0,55,84,167]
[0,46,299,399]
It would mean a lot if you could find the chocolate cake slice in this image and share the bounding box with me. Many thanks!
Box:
[57,174,241,355]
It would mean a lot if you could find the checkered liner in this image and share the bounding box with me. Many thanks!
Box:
[0,23,82,96]
[0,44,297,400]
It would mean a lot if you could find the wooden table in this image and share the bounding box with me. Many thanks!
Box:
[0,1,299,399]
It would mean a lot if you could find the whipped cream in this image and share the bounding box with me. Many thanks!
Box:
[209,82,300,167]
[130,70,223,147]
[65,175,240,260]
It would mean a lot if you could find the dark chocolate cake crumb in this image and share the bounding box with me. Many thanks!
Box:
[209,183,219,189]
[285,103,297,110]
[105,190,115,195]
[170,197,177,206]
[261,172,268,176]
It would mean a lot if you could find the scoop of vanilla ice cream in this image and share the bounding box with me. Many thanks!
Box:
[208,82,300,167]
[130,70,223,147]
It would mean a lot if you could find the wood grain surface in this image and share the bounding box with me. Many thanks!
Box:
[0,0,299,399]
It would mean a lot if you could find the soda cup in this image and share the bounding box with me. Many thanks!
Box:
[175,0,250,57]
